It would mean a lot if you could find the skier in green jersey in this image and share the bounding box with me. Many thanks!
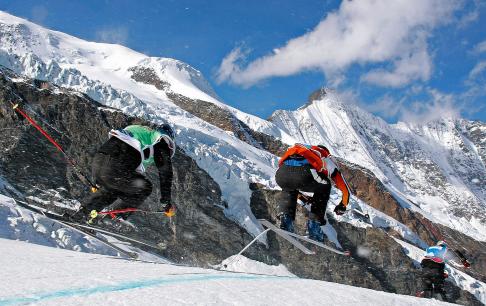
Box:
[72,124,175,221]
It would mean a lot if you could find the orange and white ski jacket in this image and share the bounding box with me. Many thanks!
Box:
[278,144,351,206]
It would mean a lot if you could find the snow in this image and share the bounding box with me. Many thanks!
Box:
[0,193,118,256]
[219,255,295,277]
[0,194,167,262]
[0,238,453,306]
[393,237,486,304]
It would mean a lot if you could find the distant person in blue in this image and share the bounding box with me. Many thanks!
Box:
[419,241,448,300]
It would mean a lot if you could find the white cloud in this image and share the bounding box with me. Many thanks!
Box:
[356,88,464,123]
[95,26,129,45]
[365,95,405,119]
[31,5,48,25]
[475,40,486,53]
[400,89,462,123]
[469,61,486,79]
[216,0,458,88]
[361,42,432,87]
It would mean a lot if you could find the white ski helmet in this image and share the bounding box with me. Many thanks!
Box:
[436,240,447,248]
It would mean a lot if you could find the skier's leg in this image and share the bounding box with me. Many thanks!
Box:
[309,183,331,225]
[113,174,153,219]
[82,187,118,213]
[275,190,297,232]
[73,154,119,220]
[275,165,301,231]
[302,170,331,242]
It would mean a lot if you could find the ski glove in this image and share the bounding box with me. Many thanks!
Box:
[334,202,346,215]
[160,201,176,217]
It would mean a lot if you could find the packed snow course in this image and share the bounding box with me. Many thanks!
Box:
[0,238,453,306]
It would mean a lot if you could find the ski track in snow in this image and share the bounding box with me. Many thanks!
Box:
[0,238,453,306]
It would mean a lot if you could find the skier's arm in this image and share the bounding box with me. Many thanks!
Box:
[331,170,350,206]
[324,157,350,206]
[154,141,173,203]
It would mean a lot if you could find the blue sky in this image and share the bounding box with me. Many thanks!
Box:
[1,0,486,123]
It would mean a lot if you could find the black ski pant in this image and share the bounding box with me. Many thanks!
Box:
[82,153,153,217]
[275,164,331,224]
[420,259,447,301]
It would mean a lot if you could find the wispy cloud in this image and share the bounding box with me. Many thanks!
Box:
[30,5,48,25]
[474,40,486,54]
[400,90,462,123]
[469,61,486,79]
[95,26,129,45]
[351,87,465,123]
[216,0,458,88]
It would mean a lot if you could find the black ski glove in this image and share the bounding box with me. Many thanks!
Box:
[334,202,346,215]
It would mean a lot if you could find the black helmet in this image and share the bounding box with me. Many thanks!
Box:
[159,123,175,141]
[317,145,330,155]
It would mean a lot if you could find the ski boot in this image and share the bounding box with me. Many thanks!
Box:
[307,219,325,242]
[277,213,294,233]
[68,207,89,223]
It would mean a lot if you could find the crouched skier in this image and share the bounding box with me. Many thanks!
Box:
[72,124,175,222]
[275,144,351,242]
[419,241,449,301]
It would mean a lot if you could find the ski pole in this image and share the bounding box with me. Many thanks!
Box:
[88,207,175,224]
[223,228,271,268]
[10,101,99,193]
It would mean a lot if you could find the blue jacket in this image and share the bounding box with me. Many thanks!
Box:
[424,245,447,263]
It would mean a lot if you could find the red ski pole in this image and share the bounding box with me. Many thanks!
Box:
[11,102,98,193]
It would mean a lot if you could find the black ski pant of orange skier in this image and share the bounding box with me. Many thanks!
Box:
[81,153,153,217]
[275,164,331,225]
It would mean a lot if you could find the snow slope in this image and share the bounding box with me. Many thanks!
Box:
[270,91,486,241]
[0,238,452,306]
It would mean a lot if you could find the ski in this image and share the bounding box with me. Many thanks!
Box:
[57,220,139,259]
[65,222,163,250]
[12,198,138,259]
[259,219,315,255]
[284,231,351,256]
[259,219,350,256]
[452,249,471,268]
[351,208,370,221]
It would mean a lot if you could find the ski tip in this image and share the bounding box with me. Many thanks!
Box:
[344,250,351,256]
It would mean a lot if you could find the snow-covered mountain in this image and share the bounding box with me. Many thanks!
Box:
[269,89,486,241]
